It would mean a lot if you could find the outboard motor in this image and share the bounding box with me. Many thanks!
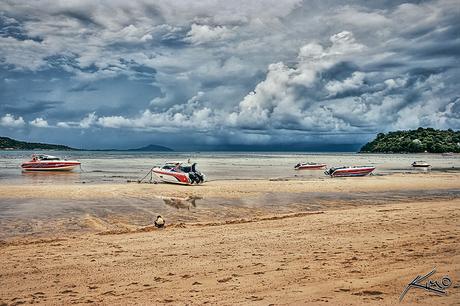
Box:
[187,163,196,184]
[191,173,204,184]
[195,171,204,183]
[190,163,204,184]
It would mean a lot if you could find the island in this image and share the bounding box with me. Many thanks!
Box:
[126,144,174,152]
[360,128,460,153]
[0,136,174,152]
[0,136,78,151]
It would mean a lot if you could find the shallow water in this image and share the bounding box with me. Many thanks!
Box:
[1,151,459,184]
[1,188,459,239]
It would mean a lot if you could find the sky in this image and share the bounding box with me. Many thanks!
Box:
[0,0,459,150]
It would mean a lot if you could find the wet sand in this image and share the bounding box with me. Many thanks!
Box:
[1,172,459,200]
[0,173,459,305]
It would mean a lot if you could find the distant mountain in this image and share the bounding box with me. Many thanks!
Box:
[360,128,460,153]
[127,144,174,152]
[0,136,78,150]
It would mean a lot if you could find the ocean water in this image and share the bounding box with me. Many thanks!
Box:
[0,150,459,184]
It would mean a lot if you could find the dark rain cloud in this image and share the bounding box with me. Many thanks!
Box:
[67,84,99,92]
[0,100,64,115]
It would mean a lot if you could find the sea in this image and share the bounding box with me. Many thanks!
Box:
[0,150,459,184]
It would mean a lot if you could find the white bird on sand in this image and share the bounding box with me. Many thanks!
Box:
[154,215,165,228]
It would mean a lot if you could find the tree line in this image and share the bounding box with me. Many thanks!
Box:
[360,128,460,153]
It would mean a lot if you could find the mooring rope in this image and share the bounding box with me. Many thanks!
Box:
[138,167,157,184]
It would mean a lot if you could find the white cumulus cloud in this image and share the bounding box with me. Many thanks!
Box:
[325,71,366,95]
[185,24,234,45]
[29,117,49,128]
[79,112,97,128]
[229,31,366,131]
[0,114,25,127]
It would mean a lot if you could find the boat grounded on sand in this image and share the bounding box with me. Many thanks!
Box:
[324,166,375,177]
[152,161,205,185]
[412,161,431,168]
[294,162,327,170]
[21,154,81,171]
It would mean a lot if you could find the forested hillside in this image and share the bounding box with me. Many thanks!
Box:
[360,128,460,153]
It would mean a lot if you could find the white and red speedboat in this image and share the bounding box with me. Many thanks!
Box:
[294,162,327,170]
[21,154,81,171]
[324,166,375,177]
[152,161,205,185]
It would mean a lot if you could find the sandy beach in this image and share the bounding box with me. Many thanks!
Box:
[0,173,459,305]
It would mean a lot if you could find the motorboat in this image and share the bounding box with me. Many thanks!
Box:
[294,162,327,170]
[152,161,205,185]
[21,154,81,171]
[324,166,375,177]
[412,161,431,168]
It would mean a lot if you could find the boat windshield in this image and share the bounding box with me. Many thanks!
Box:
[35,155,60,161]
[42,157,60,161]
[161,162,198,173]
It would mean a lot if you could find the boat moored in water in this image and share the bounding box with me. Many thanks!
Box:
[21,154,81,171]
[324,166,375,177]
[412,161,431,168]
[294,162,327,170]
[152,161,205,185]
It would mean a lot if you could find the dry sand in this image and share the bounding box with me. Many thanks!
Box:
[0,173,459,305]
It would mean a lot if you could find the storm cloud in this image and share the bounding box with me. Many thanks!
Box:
[0,0,459,149]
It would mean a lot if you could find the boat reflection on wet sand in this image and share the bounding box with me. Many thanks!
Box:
[158,195,202,210]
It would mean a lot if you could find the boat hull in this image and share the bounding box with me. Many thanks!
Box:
[328,167,375,177]
[152,168,191,185]
[21,162,80,171]
[412,164,430,168]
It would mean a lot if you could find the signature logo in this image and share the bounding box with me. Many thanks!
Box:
[400,268,452,302]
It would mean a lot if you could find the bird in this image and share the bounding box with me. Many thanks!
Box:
[154,215,165,228]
